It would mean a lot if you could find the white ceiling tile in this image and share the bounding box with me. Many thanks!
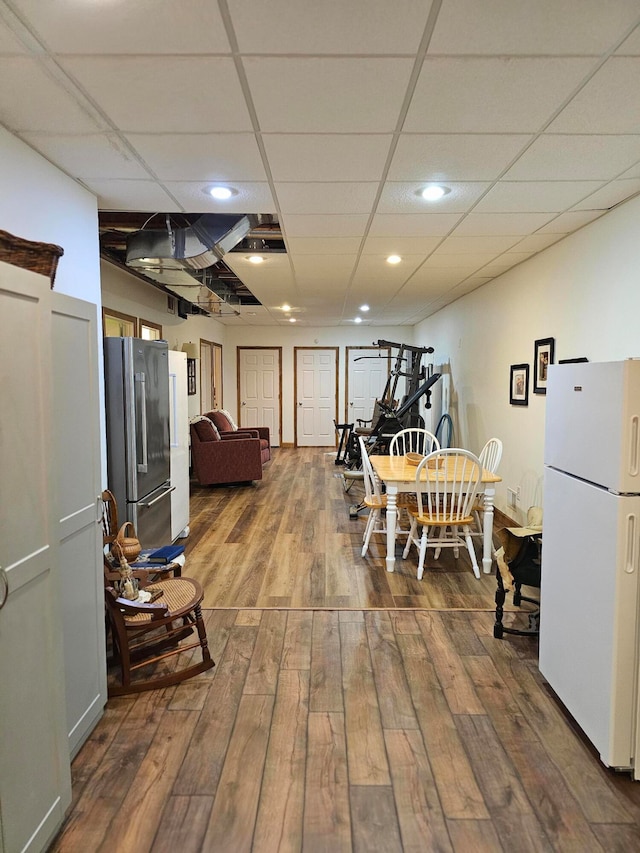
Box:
[10,0,231,53]
[404,57,596,133]
[282,214,370,237]
[507,233,564,252]
[437,235,522,253]
[389,133,531,181]
[536,210,606,233]
[83,179,180,211]
[244,57,413,133]
[504,135,640,180]
[262,134,392,182]
[362,236,442,255]
[228,0,432,54]
[59,57,252,133]
[405,266,473,287]
[287,237,363,254]
[292,254,357,283]
[162,181,276,213]
[548,58,640,134]
[571,179,640,210]
[0,18,29,53]
[125,133,267,182]
[423,252,501,269]
[20,133,150,179]
[428,0,640,55]
[473,180,605,212]
[617,25,640,54]
[452,212,555,236]
[369,213,462,237]
[377,181,490,214]
[0,58,105,132]
[496,252,535,266]
[352,254,426,282]
[275,182,378,214]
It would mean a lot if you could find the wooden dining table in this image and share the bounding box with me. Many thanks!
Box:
[370,454,502,576]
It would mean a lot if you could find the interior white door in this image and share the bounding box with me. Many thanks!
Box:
[0,261,71,853]
[51,292,106,759]
[296,348,337,446]
[200,340,213,413]
[346,346,390,425]
[238,348,281,446]
[169,350,190,540]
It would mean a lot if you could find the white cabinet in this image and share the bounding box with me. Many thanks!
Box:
[52,292,106,758]
[169,350,190,540]
[0,260,72,853]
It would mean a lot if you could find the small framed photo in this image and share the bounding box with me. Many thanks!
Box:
[533,337,555,394]
[510,363,529,406]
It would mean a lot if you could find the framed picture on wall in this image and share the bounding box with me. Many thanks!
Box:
[533,337,555,394]
[510,363,529,406]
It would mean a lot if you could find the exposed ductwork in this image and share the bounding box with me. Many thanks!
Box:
[124,213,277,313]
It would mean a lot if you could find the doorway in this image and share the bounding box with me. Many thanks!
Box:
[294,347,338,447]
[346,345,391,425]
[238,347,282,446]
[199,339,222,413]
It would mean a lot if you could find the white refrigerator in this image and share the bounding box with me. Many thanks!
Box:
[540,359,640,777]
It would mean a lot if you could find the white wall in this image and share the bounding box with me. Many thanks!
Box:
[225,325,415,445]
[414,194,640,522]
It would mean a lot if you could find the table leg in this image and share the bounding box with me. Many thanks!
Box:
[385,485,398,573]
[483,486,495,574]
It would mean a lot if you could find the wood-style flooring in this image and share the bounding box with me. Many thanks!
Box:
[184,447,505,611]
[50,448,640,852]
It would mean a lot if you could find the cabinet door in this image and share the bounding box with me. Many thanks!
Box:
[0,262,71,853]
[52,292,106,758]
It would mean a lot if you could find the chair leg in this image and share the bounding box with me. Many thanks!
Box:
[417,526,429,580]
[361,508,378,556]
[463,524,480,579]
[402,518,417,558]
[434,526,446,560]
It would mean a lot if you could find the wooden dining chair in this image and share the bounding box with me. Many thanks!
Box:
[359,437,410,557]
[388,428,440,457]
[402,448,483,580]
[471,437,503,539]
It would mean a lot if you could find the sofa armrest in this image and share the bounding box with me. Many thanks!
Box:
[191,435,263,484]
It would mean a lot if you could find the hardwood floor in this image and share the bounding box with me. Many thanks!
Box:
[184,447,506,611]
[50,448,640,851]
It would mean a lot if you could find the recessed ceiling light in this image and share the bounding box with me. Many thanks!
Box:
[360,304,370,312]
[386,255,401,265]
[421,185,450,201]
[208,185,235,200]
[289,318,296,323]
[354,317,363,324]
[282,303,291,311]
[247,255,264,264]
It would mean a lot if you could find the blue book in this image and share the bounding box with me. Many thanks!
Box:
[132,544,185,565]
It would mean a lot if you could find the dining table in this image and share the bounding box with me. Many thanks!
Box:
[370,453,502,576]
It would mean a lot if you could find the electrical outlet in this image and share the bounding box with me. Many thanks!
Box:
[516,486,521,503]
[507,488,517,508]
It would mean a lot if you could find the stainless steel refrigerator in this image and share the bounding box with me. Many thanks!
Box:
[104,337,173,547]
[540,359,640,777]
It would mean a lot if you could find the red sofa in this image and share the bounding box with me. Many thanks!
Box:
[204,410,271,464]
[190,417,265,486]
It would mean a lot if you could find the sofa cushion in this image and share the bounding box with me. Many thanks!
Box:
[191,416,220,442]
[209,410,234,433]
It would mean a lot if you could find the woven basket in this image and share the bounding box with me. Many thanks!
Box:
[113,522,141,561]
[0,229,64,286]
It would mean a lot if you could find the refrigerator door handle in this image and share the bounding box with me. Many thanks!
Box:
[625,514,637,574]
[138,485,175,508]
[135,371,148,473]
[630,416,639,477]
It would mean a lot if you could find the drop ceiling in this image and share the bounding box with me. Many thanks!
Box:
[1,0,640,326]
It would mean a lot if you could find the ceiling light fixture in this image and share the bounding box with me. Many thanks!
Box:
[360,304,370,312]
[386,255,401,265]
[282,303,291,311]
[247,255,264,264]
[208,185,235,200]
[289,318,296,323]
[421,185,450,201]
[354,317,362,324]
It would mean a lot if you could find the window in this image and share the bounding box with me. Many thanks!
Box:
[103,308,137,337]
[140,319,162,340]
